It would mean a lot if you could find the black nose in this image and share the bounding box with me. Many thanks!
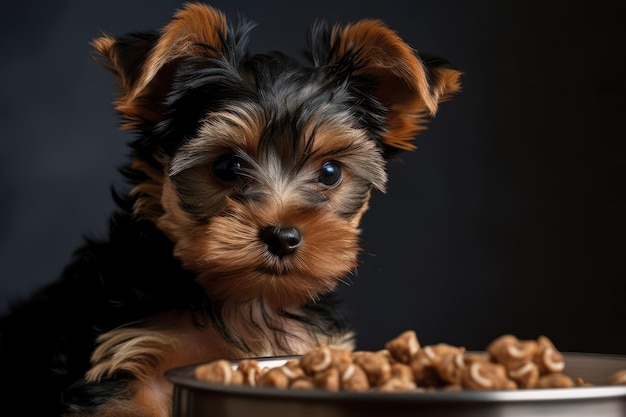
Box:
[260,226,302,257]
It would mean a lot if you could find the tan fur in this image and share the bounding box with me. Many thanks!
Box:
[158,186,361,308]
[329,19,462,151]
[82,4,461,417]
[82,309,354,417]
[134,3,227,100]
[157,175,203,241]
[129,158,166,221]
[93,4,460,148]
[92,3,228,131]
[155,108,381,308]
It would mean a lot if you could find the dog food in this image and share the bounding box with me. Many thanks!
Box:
[194,331,626,392]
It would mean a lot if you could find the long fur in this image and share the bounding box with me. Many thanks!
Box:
[0,3,461,416]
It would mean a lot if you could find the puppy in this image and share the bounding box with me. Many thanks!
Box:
[0,3,460,416]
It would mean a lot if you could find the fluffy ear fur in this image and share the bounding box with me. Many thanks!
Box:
[93,3,461,154]
[92,3,231,131]
[318,20,462,153]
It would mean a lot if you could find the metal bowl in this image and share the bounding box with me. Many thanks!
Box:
[166,353,626,417]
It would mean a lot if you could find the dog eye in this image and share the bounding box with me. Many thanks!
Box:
[318,161,342,188]
[212,155,243,182]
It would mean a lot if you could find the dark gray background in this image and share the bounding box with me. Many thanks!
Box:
[1,1,625,354]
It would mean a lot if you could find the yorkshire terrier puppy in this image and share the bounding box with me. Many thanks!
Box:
[0,2,460,416]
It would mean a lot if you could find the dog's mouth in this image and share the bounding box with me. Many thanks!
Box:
[174,206,361,306]
[255,260,295,277]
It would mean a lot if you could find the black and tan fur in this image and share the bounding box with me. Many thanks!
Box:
[0,3,461,416]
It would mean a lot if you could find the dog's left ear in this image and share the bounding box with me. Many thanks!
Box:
[92,3,232,131]
[317,20,462,154]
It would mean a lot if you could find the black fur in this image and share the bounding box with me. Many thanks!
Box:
[0,195,352,415]
[0,5,460,416]
[0,14,365,415]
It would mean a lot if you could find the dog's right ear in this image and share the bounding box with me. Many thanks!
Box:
[308,19,461,156]
[92,3,230,131]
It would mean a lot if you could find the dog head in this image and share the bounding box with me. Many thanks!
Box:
[93,2,461,309]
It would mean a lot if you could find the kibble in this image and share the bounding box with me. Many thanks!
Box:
[194,332,626,393]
